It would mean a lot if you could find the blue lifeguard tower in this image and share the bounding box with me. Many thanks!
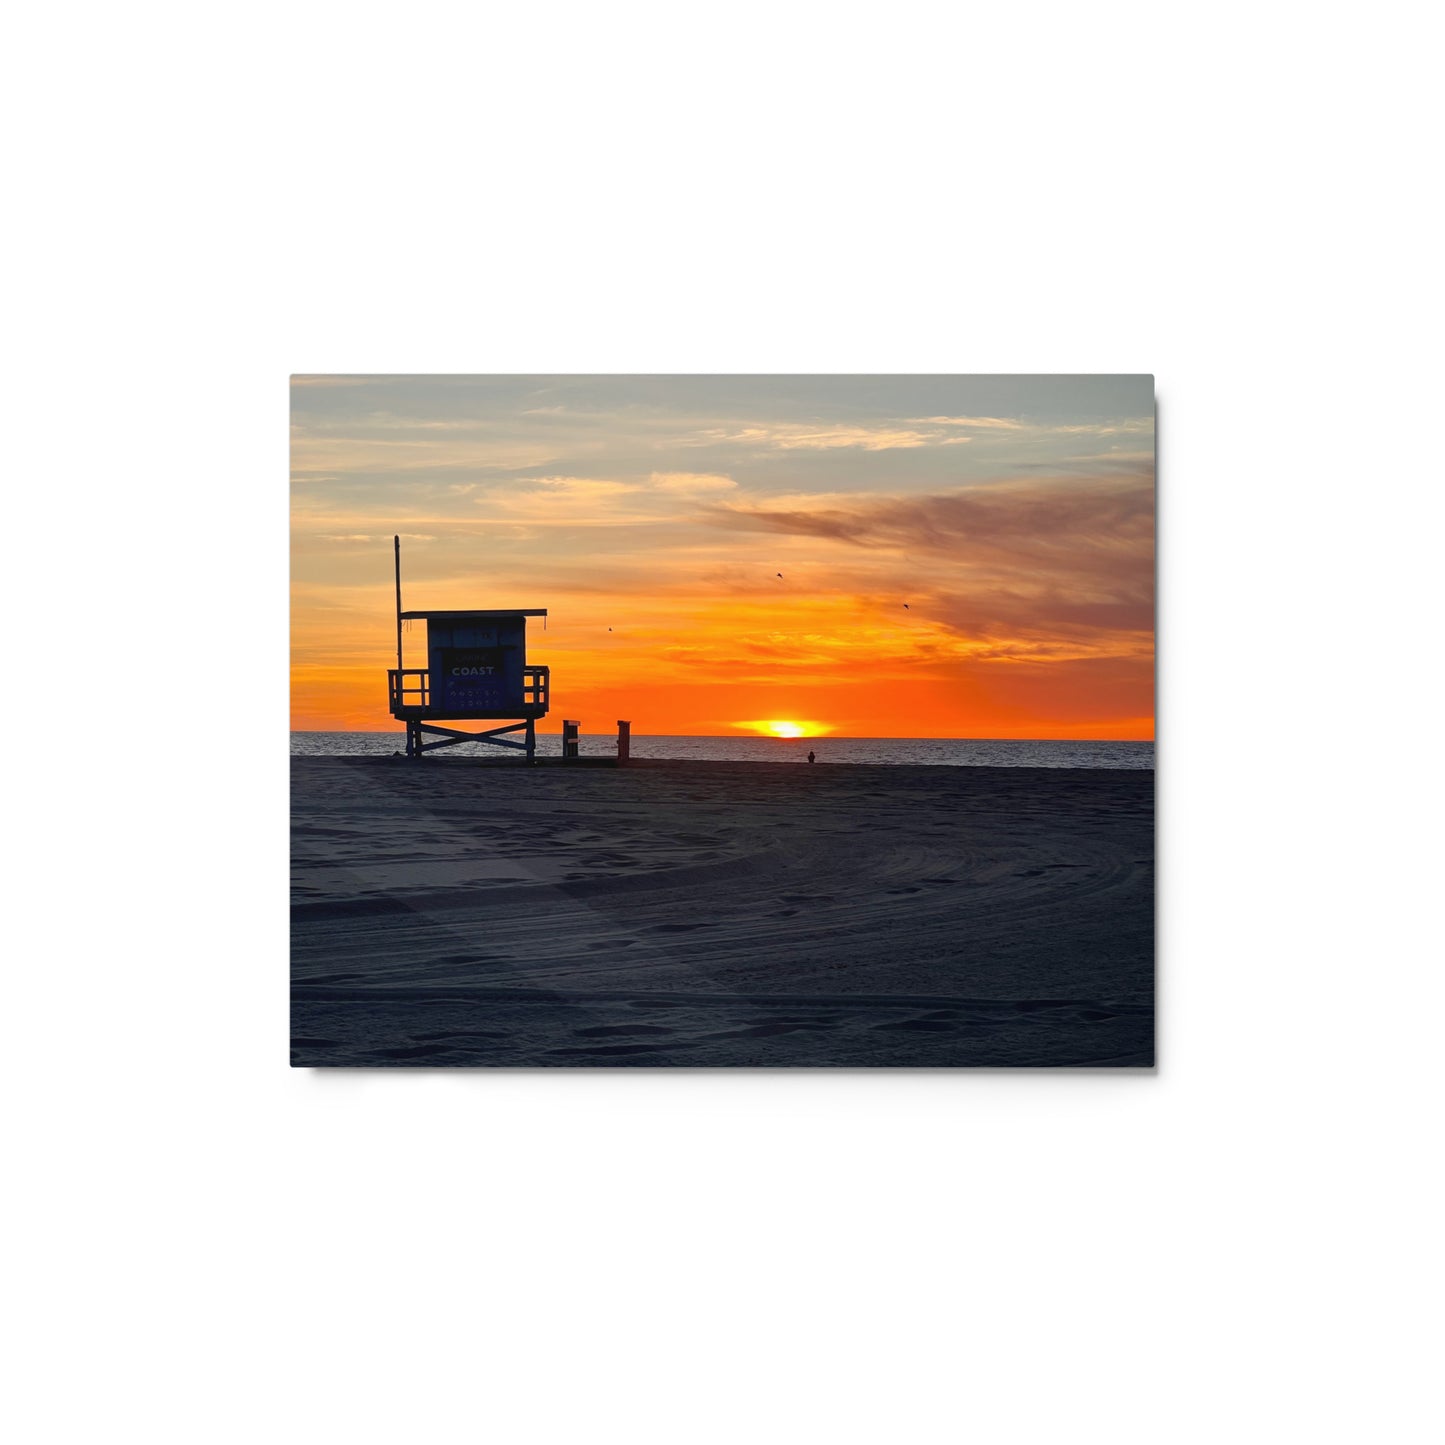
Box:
[386,536,551,759]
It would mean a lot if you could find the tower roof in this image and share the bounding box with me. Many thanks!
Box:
[399,609,548,621]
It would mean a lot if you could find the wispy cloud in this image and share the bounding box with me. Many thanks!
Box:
[360,413,492,432]
[648,471,737,494]
[476,476,640,517]
[704,472,1152,560]
[532,476,639,497]
[1048,420,1154,436]
[291,434,561,476]
[686,423,940,451]
[317,532,436,543]
[908,415,1153,438]
[693,470,1154,660]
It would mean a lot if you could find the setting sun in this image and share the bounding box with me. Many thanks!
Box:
[734,719,829,739]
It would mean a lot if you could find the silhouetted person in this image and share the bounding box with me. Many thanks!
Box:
[807,750,816,764]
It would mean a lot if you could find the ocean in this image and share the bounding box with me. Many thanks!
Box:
[290,732,1153,768]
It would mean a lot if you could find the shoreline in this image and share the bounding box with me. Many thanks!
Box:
[293,751,1155,775]
[289,728,1155,741]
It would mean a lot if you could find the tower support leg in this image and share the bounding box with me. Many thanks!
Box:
[526,717,536,762]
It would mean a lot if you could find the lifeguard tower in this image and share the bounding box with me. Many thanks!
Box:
[386,536,551,760]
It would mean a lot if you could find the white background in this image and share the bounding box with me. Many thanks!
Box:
[5,4,1440,1442]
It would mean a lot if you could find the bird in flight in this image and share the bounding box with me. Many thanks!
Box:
[776,572,783,578]
[903,603,910,609]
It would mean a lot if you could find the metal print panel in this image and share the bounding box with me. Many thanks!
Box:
[291,375,1155,1067]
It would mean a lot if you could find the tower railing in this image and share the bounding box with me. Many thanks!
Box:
[388,669,430,710]
[387,666,550,714]
[523,665,550,708]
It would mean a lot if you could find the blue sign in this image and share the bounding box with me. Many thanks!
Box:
[440,647,506,712]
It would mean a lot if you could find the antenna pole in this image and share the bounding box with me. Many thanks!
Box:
[394,534,403,672]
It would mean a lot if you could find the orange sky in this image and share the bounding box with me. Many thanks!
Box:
[291,376,1154,739]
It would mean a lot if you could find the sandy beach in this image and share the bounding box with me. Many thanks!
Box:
[291,757,1154,1066]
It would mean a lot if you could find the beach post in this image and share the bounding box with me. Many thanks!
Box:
[562,720,580,759]
[393,534,403,676]
[617,720,630,764]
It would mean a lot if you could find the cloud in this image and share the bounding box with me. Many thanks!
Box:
[648,471,737,494]
[906,416,1155,439]
[530,476,639,497]
[701,504,868,542]
[291,434,561,476]
[696,471,1154,658]
[907,416,1026,429]
[361,413,491,432]
[1006,453,1156,473]
[685,423,940,451]
[464,475,648,524]
[678,415,1151,452]
[1047,420,1154,436]
[705,469,1152,550]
